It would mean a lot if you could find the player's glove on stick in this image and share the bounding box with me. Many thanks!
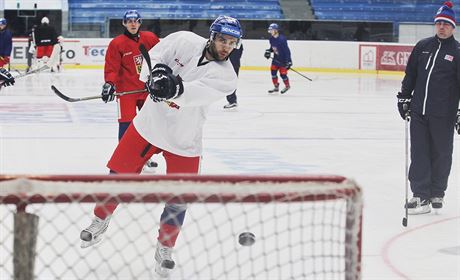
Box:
[285,61,292,69]
[101,82,116,103]
[264,49,272,59]
[397,92,411,120]
[455,110,460,135]
[0,68,15,87]
[145,63,183,102]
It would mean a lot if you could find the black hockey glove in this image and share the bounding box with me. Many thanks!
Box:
[0,68,15,87]
[264,49,272,59]
[285,61,292,70]
[455,110,460,135]
[397,92,411,120]
[101,82,115,103]
[145,63,183,102]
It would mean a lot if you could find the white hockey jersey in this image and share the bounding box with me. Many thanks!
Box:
[135,31,237,157]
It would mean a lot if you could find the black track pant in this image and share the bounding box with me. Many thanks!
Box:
[409,112,455,200]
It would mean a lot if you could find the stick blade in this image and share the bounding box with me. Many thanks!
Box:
[402,217,407,227]
[51,85,75,102]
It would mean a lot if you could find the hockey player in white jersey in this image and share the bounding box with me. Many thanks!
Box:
[80,15,242,278]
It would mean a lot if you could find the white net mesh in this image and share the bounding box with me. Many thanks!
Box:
[0,175,362,280]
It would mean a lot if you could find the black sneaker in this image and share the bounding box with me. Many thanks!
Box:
[405,197,431,215]
[431,197,444,209]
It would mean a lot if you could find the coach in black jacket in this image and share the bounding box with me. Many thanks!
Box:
[397,1,460,215]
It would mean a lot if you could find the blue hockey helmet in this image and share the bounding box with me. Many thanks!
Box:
[268,23,279,32]
[210,15,243,48]
[123,10,142,24]
[0,18,7,25]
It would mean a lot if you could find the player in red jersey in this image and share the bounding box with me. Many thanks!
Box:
[101,10,160,143]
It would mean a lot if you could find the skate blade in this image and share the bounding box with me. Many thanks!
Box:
[407,207,431,215]
[80,236,102,249]
[281,88,290,94]
[155,264,172,279]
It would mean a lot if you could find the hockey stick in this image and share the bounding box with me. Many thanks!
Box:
[271,57,313,81]
[139,44,153,85]
[402,113,410,227]
[289,67,313,81]
[14,65,50,79]
[0,65,49,85]
[0,65,49,88]
[51,85,147,102]
[9,66,23,76]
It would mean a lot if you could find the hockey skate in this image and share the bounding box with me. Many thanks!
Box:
[154,242,175,278]
[223,102,238,109]
[405,197,431,215]
[80,216,111,248]
[431,197,444,209]
[280,86,291,94]
[267,85,279,94]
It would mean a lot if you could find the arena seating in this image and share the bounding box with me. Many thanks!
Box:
[310,0,457,22]
[68,0,283,25]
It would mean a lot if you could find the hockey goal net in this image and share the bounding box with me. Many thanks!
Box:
[0,175,362,280]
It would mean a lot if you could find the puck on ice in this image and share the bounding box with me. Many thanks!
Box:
[238,232,255,246]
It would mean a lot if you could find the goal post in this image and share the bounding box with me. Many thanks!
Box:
[0,174,362,280]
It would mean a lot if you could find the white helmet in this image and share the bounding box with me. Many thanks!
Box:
[41,17,49,24]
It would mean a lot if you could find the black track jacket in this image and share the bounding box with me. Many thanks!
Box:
[401,35,460,117]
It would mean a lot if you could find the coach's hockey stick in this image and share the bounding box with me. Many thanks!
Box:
[271,57,313,81]
[51,85,147,102]
[402,113,410,227]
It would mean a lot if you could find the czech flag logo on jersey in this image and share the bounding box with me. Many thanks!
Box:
[133,54,143,74]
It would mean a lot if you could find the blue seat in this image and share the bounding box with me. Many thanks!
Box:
[310,0,452,22]
[68,0,284,29]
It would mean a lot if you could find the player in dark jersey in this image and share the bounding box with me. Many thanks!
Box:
[264,23,292,94]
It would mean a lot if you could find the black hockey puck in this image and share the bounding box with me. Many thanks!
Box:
[147,161,158,168]
[238,232,255,246]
